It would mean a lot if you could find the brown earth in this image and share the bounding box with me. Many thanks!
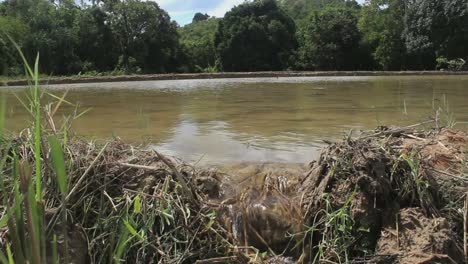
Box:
[1,125,467,263]
[199,126,468,263]
[2,71,468,86]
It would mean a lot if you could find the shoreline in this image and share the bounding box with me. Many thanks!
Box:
[2,70,468,86]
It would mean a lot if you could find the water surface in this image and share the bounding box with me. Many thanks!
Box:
[3,76,468,164]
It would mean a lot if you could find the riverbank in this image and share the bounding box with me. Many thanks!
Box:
[2,70,468,86]
[1,122,466,263]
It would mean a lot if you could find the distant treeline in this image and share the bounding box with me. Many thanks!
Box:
[0,0,467,76]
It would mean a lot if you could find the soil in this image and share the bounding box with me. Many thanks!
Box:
[2,71,468,86]
[1,126,467,263]
[200,127,468,263]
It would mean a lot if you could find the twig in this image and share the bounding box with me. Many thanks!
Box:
[248,223,276,256]
[396,213,399,251]
[428,167,468,181]
[153,150,194,200]
[47,143,108,233]
[103,191,117,212]
[122,188,163,199]
[195,256,238,263]
[403,134,426,141]
[119,162,167,172]
[66,142,109,201]
[359,119,435,139]
[464,192,467,263]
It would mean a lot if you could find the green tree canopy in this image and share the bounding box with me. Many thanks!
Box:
[73,5,118,72]
[179,17,220,72]
[279,0,345,22]
[298,4,370,70]
[403,0,468,69]
[192,12,210,23]
[107,0,182,73]
[358,0,406,70]
[0,16,28,75]
[214,0,298,71]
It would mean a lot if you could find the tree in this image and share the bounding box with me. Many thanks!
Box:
[358,0,406,70]
[107,0,182,73]
[299,4,369,70]
[214,0,298,71]
[2,0,83,75]
[279,0,341,22]
[192,12,210,23]
[179,18,220,71]
[0,16,28,75]
[403,0,468,69]
[74,5,119,72]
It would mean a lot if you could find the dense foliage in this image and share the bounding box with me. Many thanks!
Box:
[178,17,219,72]
[358,0,406,70]
[298,3,373,70]
[0,0,467,76]
[214,0,297,71]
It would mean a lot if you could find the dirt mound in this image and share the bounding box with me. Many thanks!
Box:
[1,125,467,263]
[208,126,467,263]
[376,208,463,264]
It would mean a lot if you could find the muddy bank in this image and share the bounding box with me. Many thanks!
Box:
[1,124,467,263]
[2,71,468,86]
[208,126,467,263]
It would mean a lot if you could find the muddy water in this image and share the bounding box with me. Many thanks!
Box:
[2,76,468,164]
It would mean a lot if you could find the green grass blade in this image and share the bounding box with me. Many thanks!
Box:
[52,235,58,264]
[34,83,42,201]
[0,249,7,264]
[0,96,5,137]
[49,136,69,262]
[8,158,26,264]
[123,220,143,241]
[11,93,32,117]
[45,92,75,107]
[0,214,9,228]
[6,216,25,264]
[7,35,33,78]
[48,136,68,194]
[25,184,41,264]
[113,224,130,264]
[5,245,14,264]
[74,107,93,119]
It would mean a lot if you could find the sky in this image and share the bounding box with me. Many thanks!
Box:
[157,0,247,26]
[159,0,366,26]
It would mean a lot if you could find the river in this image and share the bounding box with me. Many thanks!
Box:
[2,76,468,164]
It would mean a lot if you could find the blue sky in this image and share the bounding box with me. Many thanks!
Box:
[158,0,366,26]
[157,0,247,26]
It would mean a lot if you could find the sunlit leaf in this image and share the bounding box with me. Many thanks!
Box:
[0,214,9,228]
[49,136,68,194]
[133,195,141,214]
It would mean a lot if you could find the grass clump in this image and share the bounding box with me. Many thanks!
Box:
[0,48,238,264]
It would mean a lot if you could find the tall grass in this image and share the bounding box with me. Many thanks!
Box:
[0,43,235,264]
[0,40,68,264]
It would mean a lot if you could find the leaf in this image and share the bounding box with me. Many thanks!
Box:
[0,97,5,137]
[133,195,141,214]
[52,234,59,264]
[0,214,9,228]
[49,136,68,194]
[6,244,14,264]
[0,248,7,264]
[205,219,215,230]
[114,224,130,263]
[123,220,143,241]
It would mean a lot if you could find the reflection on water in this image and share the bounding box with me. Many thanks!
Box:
[2,76,468,164]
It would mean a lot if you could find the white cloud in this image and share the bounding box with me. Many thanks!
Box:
[155,0,179,6]
[209,0,248,18]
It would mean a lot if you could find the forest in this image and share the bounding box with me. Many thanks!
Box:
[0,0,467,76]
